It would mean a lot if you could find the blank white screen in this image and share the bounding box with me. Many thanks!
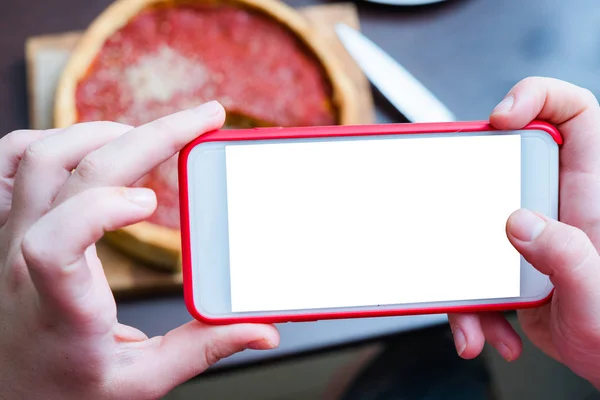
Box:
[225,135,521,313]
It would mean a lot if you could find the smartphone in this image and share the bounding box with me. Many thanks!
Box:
[178,121,561,325]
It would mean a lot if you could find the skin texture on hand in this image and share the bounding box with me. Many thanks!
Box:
[2,79,600,397]
[0,101,280,400]
[447,77,600,389]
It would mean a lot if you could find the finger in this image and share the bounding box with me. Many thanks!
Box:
[0,129,59,223]
[489,76,600,174]
[479,312,523,362]
[21,186,156,324]
[0,129,60,177]
[517,305,561,361]
[447,313,485,359]
[54,101,225,205]
[507,209,600,325]
[9,122,132,236]
[490,77,600,247]
[131,321,279,398]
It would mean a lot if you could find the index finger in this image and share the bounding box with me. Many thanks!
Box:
[0,129,60,224]
[54,101,224,204]
[490,77,600,175]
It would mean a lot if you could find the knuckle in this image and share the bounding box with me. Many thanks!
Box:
[68,187,119,223]
[579,87,599,107]
[83,186,117,202]
[151,115,187,153]
[91,120,131,129]
[152,114,177,132]
[71,306,114,335]
[518,76,543,88]
[545,225,594,274]
[77,187,114,211]
[520,76,538,85]
[83,120,132,134]
[22,139,52,167]
[152,115,181,144]
[1,129,30,150]
[21,228,46,268]
[75,155,103,181]
[203,344,225,368]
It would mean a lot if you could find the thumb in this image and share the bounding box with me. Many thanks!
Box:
[506,209,600,318]
[129,321,279,397]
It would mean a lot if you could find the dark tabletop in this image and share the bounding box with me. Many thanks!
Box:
[1,0,599,368]
[2,0,600,135]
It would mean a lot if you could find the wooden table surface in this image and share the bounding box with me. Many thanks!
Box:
[1,0,599,369]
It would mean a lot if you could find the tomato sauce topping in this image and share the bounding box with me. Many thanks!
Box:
[75,5,337,229]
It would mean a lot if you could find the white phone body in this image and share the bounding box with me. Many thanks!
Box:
[178,122,560,324]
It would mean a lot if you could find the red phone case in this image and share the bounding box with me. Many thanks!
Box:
[178,120,562,325]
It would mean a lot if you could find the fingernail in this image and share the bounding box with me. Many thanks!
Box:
[246,339,276,350]
[509,209,546,242]
[452,326,467,356]
[497,342,513,362]
[493,95,514,114]
[196,100,223,117]
[123,187,156,208]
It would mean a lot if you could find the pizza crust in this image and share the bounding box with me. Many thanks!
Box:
[54,0,360,272]
[103,222,181,272]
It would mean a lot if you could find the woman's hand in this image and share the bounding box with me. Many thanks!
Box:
[448,77,600,389]
[0,101,279,400]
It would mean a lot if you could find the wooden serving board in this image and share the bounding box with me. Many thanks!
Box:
[25,2,375,299]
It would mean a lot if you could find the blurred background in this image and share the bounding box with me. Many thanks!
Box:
[2,0,600,398]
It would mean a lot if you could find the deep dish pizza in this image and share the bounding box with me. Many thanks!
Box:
[54,0,358,271]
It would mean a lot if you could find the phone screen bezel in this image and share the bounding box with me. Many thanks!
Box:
[179,123,559,324]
